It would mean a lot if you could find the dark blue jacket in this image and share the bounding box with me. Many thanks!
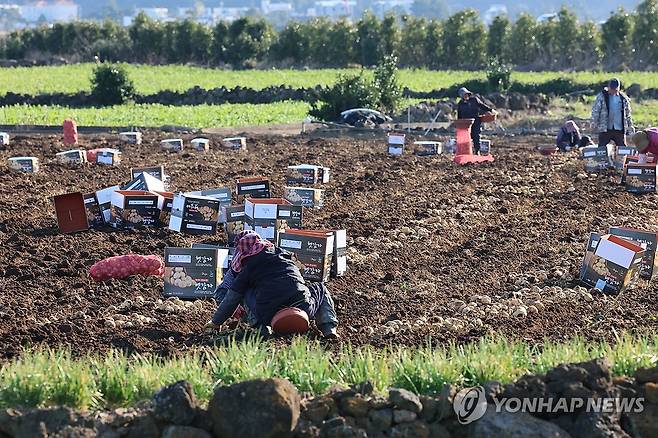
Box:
[212,247,310,326]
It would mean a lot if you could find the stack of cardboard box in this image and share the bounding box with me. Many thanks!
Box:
[284,164,329,209]
[244,198,302,242]
[623,157,657,194]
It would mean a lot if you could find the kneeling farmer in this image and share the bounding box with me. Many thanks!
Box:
[632,127,658,163]
[205,231,339,339]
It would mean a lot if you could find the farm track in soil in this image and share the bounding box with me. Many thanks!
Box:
[0,132,656,358]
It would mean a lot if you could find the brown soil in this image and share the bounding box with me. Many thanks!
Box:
[0,132,656,358]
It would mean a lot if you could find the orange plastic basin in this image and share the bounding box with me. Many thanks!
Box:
[271,308,310,334]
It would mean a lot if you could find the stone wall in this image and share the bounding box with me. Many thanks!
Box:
[0,358,656,437]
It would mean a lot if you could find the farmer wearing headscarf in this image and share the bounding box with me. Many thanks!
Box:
[632,127,658,163]
[457,87,495,155]
[205,230,339,339]
[556,120,582,151]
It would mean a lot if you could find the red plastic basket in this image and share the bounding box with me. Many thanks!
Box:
[537,146,558,156]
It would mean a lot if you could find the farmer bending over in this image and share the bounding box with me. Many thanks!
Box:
[204,230,339,339]
[556,120,582,151]
[632,127,658,164]
[457,87,495,155]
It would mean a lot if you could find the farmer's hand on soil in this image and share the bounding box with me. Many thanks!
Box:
[204,320,221,332]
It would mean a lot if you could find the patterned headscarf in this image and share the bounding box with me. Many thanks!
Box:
[231,230,273,272]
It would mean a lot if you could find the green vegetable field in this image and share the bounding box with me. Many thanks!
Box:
[0,102,311,127]
[3,64,658,96]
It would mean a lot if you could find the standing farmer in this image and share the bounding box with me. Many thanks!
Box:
[457,87,495,155]
[591,78,634,146]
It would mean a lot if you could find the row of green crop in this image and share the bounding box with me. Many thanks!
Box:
[0,101,311,128]
[1,334,656,410]
[2,98,658,129]
[3,65,658,97]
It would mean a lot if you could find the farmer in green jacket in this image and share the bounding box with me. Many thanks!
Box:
[591,78,634,147]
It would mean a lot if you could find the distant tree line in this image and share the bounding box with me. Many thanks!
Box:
[2,1,658,71]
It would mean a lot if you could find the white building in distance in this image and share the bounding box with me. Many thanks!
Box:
[19,0,79,23]
[309,1,357,19]
[372,0,413,17]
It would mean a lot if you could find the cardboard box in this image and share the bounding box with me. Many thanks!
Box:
[284,186,324,209]
[245,198,290,220]
[131,165,170,190]
[236,177,270,202]
[414,141,442,156]
[161,139,183,152]
[222,137,247,151]
[169,193,221,235]
[388,133,405,156]
[331,229,347,278]
[155,191,174,227]
[286,164,331,185]
[83,193,104,228]
[480,139,491,155]
[191,244,233,278]
[287,165,317,185]
[187,187,232,222]
[119,132,142,145]
[187,187,232,204]
[580,233,645,294]
[163,247,221,299]
[131,165,165,182]
[53,192,89,234]
[96,148,121,166]
[95,185,121,223]
[581,146,611,172]
[614,146,637,171]
[609,226,658,280]
[223,205,246,243]
[191,138,210,152]
[122,171,166,192]
[278,230,335,282]
[244,198,297,242]
[620,155,654,183]
[277,204,303,229]
[110,190,164,228]
[8,157,38,172]
[56,149,87,165]
[0,132,8,145]
[624,163,656,194]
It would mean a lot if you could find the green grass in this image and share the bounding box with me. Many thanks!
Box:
[2,63,658,96]
[0,334,655,410]
[0,101,311,128]
[548,97,658,128]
